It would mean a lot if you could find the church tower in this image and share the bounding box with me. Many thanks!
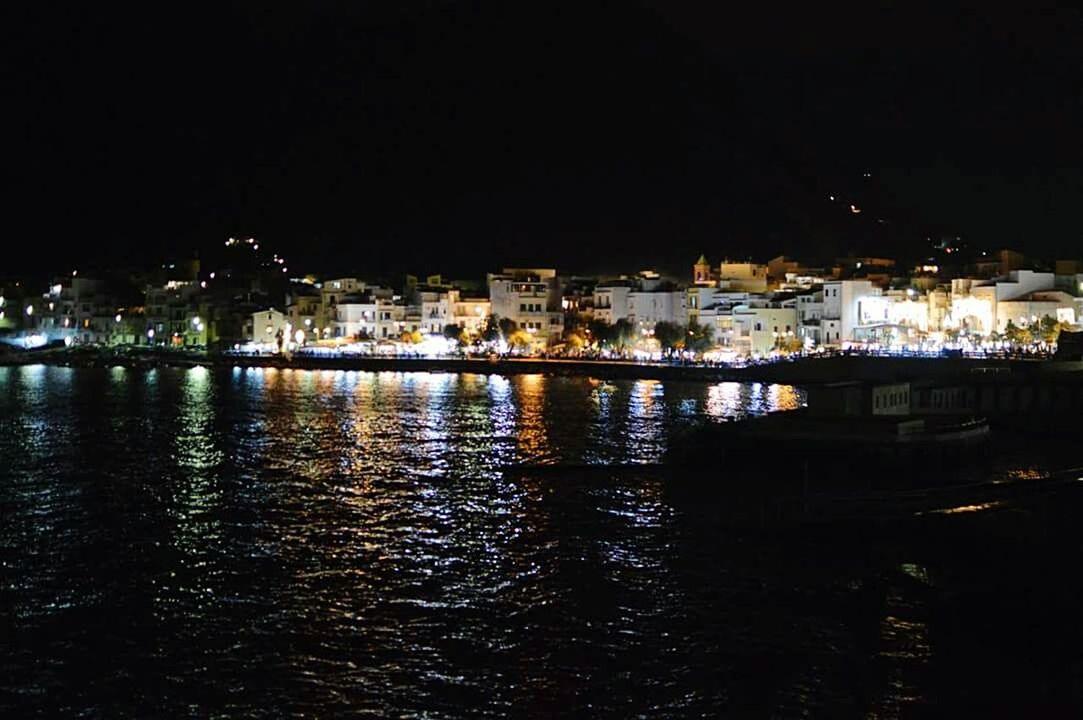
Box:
[693,254,713,286]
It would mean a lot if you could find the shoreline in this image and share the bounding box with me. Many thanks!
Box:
[3,349,1079,385]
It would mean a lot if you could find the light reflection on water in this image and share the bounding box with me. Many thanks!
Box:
[9,367,1073,715]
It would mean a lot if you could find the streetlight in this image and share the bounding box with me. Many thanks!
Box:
[25,304,33,316]
[115,314,122,323]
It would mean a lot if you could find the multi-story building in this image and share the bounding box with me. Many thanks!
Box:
[286,286,322,343]
[592,285,632,325]
[820,279,882,347]
[723,301,799,356]
[627,289,686,333]
[418,288,491,336]
[487,268,564,343]
[795,289,824,346]
[145,280,204,346]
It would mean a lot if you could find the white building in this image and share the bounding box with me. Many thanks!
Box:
[821,280,882,346]
[996,291,1078,333]
[334,294,378,340]
[627,290,686,333]
[727,303,799,356]
[451,293,491,336]
[947,270,1056,335]
[248,308,289,344]
[795,289,824,346]
[593,285,632,324]
[487,268,564,343]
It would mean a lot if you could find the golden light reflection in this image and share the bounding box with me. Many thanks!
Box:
[766,384,804,412]
[705,382,744,419]
[514,374,550,462]
[924,500,1005,515]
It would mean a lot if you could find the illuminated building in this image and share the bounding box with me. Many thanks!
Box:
[487,268,564,344]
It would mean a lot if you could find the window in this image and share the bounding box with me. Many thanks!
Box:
[520,303,526,312]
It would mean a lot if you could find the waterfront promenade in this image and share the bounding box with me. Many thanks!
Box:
[3,346,1079,386]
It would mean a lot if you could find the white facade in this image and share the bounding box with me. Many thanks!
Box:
[593,286,631,324]
[821,280,881,346]
[796,290,824,346]
[451,295,491,335]
[997,292,1078,332]
[335,298,378,340]
[249,308,289,344]
[727,305,799,356]
[627,290,686,332]
[488,268,563,343]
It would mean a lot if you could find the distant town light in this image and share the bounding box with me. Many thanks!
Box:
[115,314,122,323]
[850,204,861,214]
[294,329,305,344]
[193,316,202,327]
[147,328,155,339]
[209,272,216,279]
[25,304,33,316]
[200,281,207,288]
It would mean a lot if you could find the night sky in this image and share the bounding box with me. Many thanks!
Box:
[7,2,1083,277]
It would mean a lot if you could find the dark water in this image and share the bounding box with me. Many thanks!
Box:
[1,365,1081,717]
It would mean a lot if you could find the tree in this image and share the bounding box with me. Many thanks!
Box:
[685,320,715,354]
[1039,314,1064,344]
[564,331,586,351]
[498,317,518,338]
[612,318,637,350]
[781,335,804,354]
[653,321,684,351]
[481,315,501,343]
[443,323,466,345]
[587,319,612,348]
[1004,319,1031,345]
[507,329,533,350]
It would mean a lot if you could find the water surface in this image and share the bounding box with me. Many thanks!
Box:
[1,366,1080,716]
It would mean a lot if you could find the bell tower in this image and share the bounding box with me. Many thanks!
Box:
[693,254,713,286]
